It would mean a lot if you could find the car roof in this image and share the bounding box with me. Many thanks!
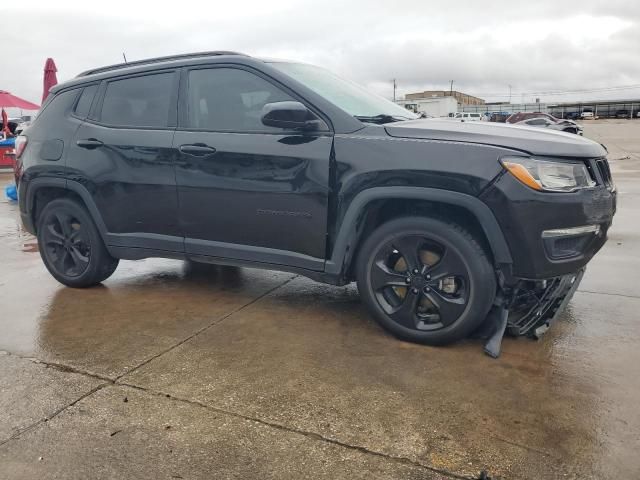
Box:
[76,51,247,77]
[49,51,365,135]
[50,51,259,93]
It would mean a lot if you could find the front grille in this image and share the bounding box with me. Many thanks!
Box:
[595,158,613,189]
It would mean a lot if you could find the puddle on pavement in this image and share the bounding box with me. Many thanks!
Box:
[0,151,639,476]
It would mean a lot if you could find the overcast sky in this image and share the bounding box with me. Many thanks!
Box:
[3,0,640,111]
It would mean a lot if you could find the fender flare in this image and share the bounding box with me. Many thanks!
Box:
[25,177,110,239]
[324,186,513,276]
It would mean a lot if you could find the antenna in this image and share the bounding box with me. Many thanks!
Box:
[122,52,128,63]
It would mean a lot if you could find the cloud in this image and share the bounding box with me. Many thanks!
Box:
[2,0,639,109]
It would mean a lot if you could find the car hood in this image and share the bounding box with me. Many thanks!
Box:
[384,119,606,158]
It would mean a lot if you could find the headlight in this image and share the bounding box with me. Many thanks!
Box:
[501,156,595,192]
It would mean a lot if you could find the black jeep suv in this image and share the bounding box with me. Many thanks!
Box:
[15,52,616,351]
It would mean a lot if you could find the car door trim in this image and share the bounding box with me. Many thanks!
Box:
[185,238,324,271]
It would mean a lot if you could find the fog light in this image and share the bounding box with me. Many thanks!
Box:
[542,225,600,260]
[541,225,600,238]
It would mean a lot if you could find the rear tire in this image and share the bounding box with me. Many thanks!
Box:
[37,198,119,288]
[355,216,496,345]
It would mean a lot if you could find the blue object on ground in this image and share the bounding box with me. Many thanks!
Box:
[5,184,17,201]
[0,137,15,146]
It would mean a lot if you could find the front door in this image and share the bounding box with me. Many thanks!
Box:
[173,66,333,270]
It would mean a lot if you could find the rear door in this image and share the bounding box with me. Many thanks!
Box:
[71,70,182,252]
[173,66,333,270]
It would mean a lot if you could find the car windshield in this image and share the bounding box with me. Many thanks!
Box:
[270,62,418,123]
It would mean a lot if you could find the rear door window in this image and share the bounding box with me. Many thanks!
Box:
[99,73,174,128]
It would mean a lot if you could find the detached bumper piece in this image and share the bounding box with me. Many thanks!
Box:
[506,269,584,338]
[483,269,584,358]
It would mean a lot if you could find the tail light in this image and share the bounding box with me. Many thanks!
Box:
[15,135,27,159]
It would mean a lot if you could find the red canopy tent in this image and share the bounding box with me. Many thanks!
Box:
[0,91,39,168]
[42,58,58,103]
[0,91,40,137]
[0,90,40,110]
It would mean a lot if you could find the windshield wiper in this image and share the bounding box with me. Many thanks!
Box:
[354,114,410,124]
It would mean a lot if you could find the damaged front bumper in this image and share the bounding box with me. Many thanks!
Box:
[506,269,585,339]
[483,269,584,358]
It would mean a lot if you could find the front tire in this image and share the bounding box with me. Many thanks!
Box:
[37,198,119,288]
[355,216,496,345]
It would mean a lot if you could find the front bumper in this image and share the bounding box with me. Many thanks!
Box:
[506,269,584,337]
[480,158,616,279]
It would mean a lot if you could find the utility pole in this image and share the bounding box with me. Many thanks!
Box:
[508,85,512,104]
[450,80,454,97]
[393,79,397,102]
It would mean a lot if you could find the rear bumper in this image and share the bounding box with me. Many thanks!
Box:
[481,162,616,279]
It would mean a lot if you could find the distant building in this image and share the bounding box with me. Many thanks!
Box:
[405,90,485,106]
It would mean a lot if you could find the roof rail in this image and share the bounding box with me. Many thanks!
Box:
[76,51,247,77]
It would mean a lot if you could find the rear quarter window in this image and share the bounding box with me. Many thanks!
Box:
[74,85,98,118]
[31,89,79,126]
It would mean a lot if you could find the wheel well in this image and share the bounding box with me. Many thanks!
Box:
[346,198,494,280]
[31,187,84,232]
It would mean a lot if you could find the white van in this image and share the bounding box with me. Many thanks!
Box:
[453,112,483,122]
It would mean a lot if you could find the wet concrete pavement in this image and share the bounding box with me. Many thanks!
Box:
[1,120,639,479]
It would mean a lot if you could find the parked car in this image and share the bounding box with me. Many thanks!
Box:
[506,112,582,133]
[515,117,583,135]
[11,118,31,135]
[488,112,510,123]
[452,112,483,121]
[14,52,616,351]
[0,118,21,135]
[564,112,581,120]
[581,111,595,119]
[615,110,630,119]
[506,112,558,124]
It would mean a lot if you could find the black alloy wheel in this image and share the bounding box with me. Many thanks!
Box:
[37,198,119,288]
[356,217,496,345]
[370,235,469,331]
[41,209,91,277]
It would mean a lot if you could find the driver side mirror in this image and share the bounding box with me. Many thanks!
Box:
[261,101,321,131]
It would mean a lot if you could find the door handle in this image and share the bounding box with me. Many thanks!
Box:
[179,144,216,156]
[76,138,104,149]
